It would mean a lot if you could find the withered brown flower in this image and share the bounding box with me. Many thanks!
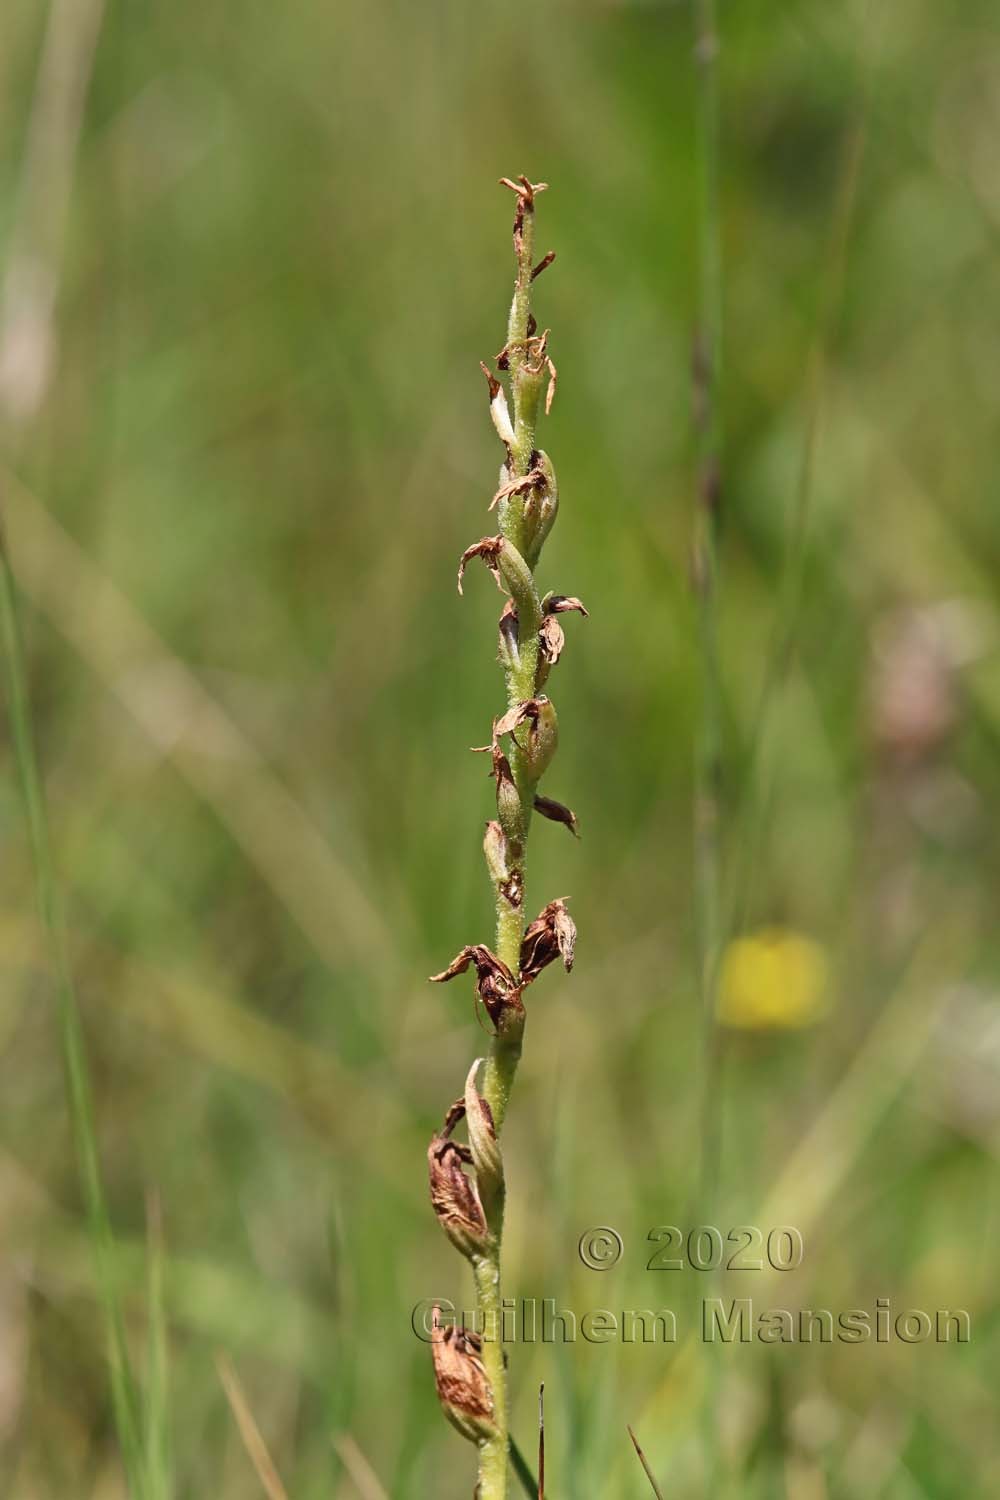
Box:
[487,696,558,779]
[430,1307,499,1446]
[541,593,589,617]
[489,466,547,514]
[538,614,565,667]
[457,536,506,595]
[430,944,524,1031]
[537,593,587,678]
[427,1099,490,1260]
[519,897,576,985]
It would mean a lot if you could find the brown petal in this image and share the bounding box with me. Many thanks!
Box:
[457,536,505,595]
[489,466,545,513]
[491,696,558,779]
[431,1309,498,1445]
[539,614,565,667]
[429,946,476,984]
[499,175,549,207]
[519,898,577,985]
[493,696,544,742]
[542,593,589,617]
[551,899,577,970]
[534,795,580,838]
[473,739,521,830]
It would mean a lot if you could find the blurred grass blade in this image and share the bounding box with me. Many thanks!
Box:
[628,1425,665,1499]
[510,1436,538,1498]
[144,1191,172,1499]
[216,1353,289,1500]
[333,1434,391,1500]
[0,468,393,984]
[0,529,142,1482]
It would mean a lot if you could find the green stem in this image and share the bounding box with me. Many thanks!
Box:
[0,528,143,1486]
[506,194,539,478]
[473,1253,509,1498]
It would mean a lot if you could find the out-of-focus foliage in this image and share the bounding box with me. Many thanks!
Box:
[1,0,999,1494]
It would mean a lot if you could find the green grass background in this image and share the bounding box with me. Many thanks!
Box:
[2,0,999,1494]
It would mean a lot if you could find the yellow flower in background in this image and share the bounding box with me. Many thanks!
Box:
[717,927,830,1030]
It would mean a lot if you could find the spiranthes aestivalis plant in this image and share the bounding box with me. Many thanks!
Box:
[427,176,583,1497]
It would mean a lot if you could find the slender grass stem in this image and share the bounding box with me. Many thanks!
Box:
[628,1424,666,1499]
[0,523,142,1485]
[509,1436,538,1498]
[692,0,725,1214]
[692,4,726,1492]
[731,96,870,936]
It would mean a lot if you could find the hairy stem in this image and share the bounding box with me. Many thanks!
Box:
[473,1252,509,1497]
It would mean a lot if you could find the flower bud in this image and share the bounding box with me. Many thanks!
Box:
[483,820,509,886]
[522,696,558,780]
[480,361,515,449]
[521,449,558,567]
[465,1059,504,1209]
[488,744,522,840]
[497,600,520,672]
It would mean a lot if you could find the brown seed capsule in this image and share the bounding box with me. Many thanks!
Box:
[520,897,576,985]
[431,1308,499,1446]
[428,1102,490,1260]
